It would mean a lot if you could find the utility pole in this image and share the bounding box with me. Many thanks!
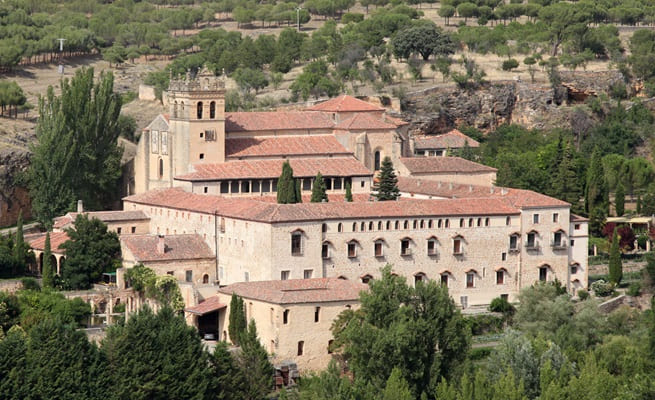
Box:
[56,38,66,75]
[295,7,302,31]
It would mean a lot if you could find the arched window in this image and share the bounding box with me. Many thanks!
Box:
[374,151,381,171]
[428,220,433,229]
[468,218,474,227]
[404,220,409,229]
[158,158,164,178]
[210,101,216,119]
[361,222,366,231]
[369,221,374,231]
[203,274,209,284]
[173,101,178,118]
[352,222,357,232]
[197,101,203,119]
[506,216,511,226]
[414,272,426,285]
[420,220,425,229]
[395,221,400,230]
[445,219,450,228]
[460,218,465,228]
[438,219,442,228]
[338,223,343,232]
[378,221,383,230]
[386,221,391,230]
[322,223,327,233]
[413,220,418,229]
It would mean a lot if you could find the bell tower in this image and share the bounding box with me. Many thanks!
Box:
[167,67,226,180]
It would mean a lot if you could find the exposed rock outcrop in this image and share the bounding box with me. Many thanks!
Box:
[0,121,34,227]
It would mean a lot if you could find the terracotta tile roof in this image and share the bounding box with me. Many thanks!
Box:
[334,113,398,130]
[397,177,569,209]
[414,129,480,150]
[53,210,149,229]
[225,135,351,158]
[570,214,589,222]
[225,112,335,132]
[307,95,385,112]
[122,234,214,262]
[185,296,226,315]
[123,187,520,223]
[218,278,367,305]
[400,157,497,174]
[385,115,409,126]
[28,231,70,252]
[240,192,372,203]
[175,157,372,181]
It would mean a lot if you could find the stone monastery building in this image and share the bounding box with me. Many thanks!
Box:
[36,70,589,371]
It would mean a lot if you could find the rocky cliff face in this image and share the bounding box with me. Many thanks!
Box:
[0,121,34,227]
[402,71,626,135]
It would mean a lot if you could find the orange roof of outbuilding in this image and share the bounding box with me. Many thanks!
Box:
[307,95,385,112]
[218,278,367,304]
[400,157,497,174]
[122,234,214,262]
[414,129,480,150]
[27,231,70,253]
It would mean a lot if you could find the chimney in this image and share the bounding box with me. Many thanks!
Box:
[157,235,166,254]
[77,200,83,213]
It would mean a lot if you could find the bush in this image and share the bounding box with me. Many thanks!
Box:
[501,58,519,71]
[578,289,590,300]
[469,347,492,360]
[114,303,126,313]
[21,277,40,291]
[342,12,364,24]
[489,296,515,314]
[466,314,505,335]
[591,279,614,297]
[627,282,641,297]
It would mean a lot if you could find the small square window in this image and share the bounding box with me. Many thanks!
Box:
[281,270,290,280]
[571,265,578,274]
[575,224,581,230]
[304,269,313,279]
[117,227,122,234]
[203,186,208,193]
[553,213,559,223]
[131,226,136,233]
[199,153,204,160]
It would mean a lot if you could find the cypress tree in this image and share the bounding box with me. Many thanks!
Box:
[13,211,25,268]
[615,182,625,217]
[238,319,274,400]
[276,162,300,204]
[295,179,302,203]
[345,182,353,202]
[551,143,582,207]
[209,341,247,400]
[310,172,328,203]
[585,148,609,214]
[373,156,400,201]
[228,294,247,345]
[609,228,623,285]
[637,193,642,214]
[41,232,54,289]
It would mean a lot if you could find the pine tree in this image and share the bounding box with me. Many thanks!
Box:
[609,228,623,285]
[345,181,353,202]
[373,157,400,201]
[585,148,609,214]
[209,341,247,400]
[382,368,414,400]
[238,319,274,400]
[228,294,247,345]
[41,232,54,289]
[277,161,300,204]
[551,143,582,208]
[615,183,625,217]
[310,172,328,203]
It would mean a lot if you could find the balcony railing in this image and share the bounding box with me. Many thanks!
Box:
[525,242,540,251]
[508,245,521,253]
[551,241,567,250]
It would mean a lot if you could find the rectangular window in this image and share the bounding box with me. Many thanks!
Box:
[297,341,304,356]
[509,235,518,250]
[252,181,260,192]
[220,218,226,233]
[539,267,548,281]
[199,153,204,160]
[440,274,448,286]
[374,242,383,257]
[502,252,507,261]
[527,233,536,248]
[131,226,136,234]
[553,232,562,246]
[466,272,475,288]
[291,233,302,255]
[302,179,312,191]
[283,309,289,324]
[281,270,290,280]
[570,239,575,247]
[571,265,578,274]
[185,270,192,282]
[575,224,580,230]
[501,294,509,301]
[244,272,249,282]
[117,227,122,234]
[334,179,342,190]
[453,239,462,254]
[241,181,250,193]
[427,240,436,255]
[348,242,357,258]
[220,181,230,193]
[304,269,313,279]
[322,243,330,259]
[553,213,559,223]
[314,307,320,323]
[496,270,504,285]
[167,271,174,276]
[533,214,539,224]
[204,129,216,141]
[231,181,239,193]
[401,239,411,256]
[270,308,274,324]
[262,181,271,193]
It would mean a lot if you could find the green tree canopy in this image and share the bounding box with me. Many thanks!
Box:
[228,293,247,345]
[41,232,54,289]
[310,172,328,203]
[373,156,400,201]
[391,23,455,61]
[277,161,301,204]
[60,215,120,290]
[27,68,123,227]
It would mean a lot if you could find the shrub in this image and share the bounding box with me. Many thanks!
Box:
[470,347,492,360]
[591,279,614,297]
[21,277,40,291]
[342,12,364,24]
[627,282,641,297]
[578,289,590,300]
[501,58,519,71]
[114,303,126,313]
[489,296,515,314]
[466,314,504,335]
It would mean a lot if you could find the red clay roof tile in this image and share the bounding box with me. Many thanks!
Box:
[400,157,497,174]
[122,234,214,262]
[175,158,372,181]
[225,112,335,132]
[334,113,398,130]
[28,231,69,252]
[225,135,351,158]
[414,129,480,150]
[218,278,367,304]
[307,95,385,112]
[185,296,226,315]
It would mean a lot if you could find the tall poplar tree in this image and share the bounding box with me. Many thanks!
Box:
[12,211,29,275]
[551,143,582,209]
[585,148,609,214]
[27,68,123,228]
[310,172,328,203]
[41,232,54,289]
[609,228,623,285]
[373,157,400,201]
